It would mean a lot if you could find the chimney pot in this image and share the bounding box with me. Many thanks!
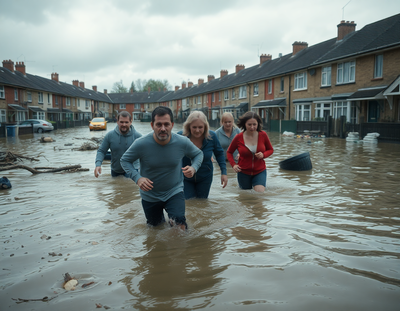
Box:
[207,75,215,82]
[198,78,204,85]
[235,64,245,73]
[79,81,85,89]
[2,59,15,72]
[72,80,79,87]
[51,72,59,82]
[92,85,97,92]
[260,54,272,65]
[104,89,107,94]
[175,85,179,91]
[188,81,193,87]
[15,61,26,75]
[182,82,186,89]
[337,20,357,41]
[292,41,308,55]
[220,70,228,78]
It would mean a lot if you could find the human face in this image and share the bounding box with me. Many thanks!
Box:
[190,118,205,139]
[222,116,234,131]
[245,118,258,133]
[151,114,174,144]
[117,116,132,134]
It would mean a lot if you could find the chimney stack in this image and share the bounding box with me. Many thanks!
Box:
[337,20,356,41]
[92,85,97,92]
[182,82,186,89]
[220,70,228,78]
[207,75,215,82]
[260,54,272,65]
[148,86,151,93]
[163,87,167,92]
[188,81,193,87]
[292,41,308,55]
[73,80,79,87]
[51,72,59,82]
[79,81,85,89]
[15,62,26,75]
[198,78,204,85]
[235,64,245,73]
[2,59,14,72]
[175,85,179,91]
[104,89,107,94]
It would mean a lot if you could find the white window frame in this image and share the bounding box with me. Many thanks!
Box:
[253,83,259,96]
[337,61,355,84]
[333,101,350,122]
[14,89,18,101]
[27,91,32,102]
[33,111,45,120]
[296,104,311,121]
[239,86,247,99]
[268,80,272,94]
[66,97,71,106]
[280,77,284,92]
[321,66,331,86]
[374,54,383,78]
[86,100,90,109]
[197,96,201,105]
[314,103,332,120]
[0,85,4,98]
[0,109,6,122]
[38,92,43,103]
[119,103,126,109]
[294,72,307,90]
[224,90,229,100]
[232,88,235,99]
[16,111,26,122]
[47,93,51,103]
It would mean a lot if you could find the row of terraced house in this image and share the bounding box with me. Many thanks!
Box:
[1,14,400,140]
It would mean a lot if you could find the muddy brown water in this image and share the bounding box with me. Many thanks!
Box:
[1,121,399,311]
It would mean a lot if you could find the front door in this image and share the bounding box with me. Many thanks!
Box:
[368,101,379,123]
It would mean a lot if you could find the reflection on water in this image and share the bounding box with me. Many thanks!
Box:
[1,122,399,310]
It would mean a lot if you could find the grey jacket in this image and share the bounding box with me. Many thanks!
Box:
[215,126,241,160]
[95,124,142,173]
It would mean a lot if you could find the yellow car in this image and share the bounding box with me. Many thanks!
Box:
[89,117,107,131]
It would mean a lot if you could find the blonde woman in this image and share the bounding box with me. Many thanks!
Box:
[215,112,241,161]
[178,111,227,199]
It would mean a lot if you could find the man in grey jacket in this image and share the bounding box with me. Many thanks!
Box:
[94,111,142,178]
[121,106,203,230]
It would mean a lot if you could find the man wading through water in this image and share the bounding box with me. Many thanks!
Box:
[121,106,203,230]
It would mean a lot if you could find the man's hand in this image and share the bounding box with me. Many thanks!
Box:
[182,166,195,178]
[137,177,153,191]
[94,166,102,178]
[221,175,228,188]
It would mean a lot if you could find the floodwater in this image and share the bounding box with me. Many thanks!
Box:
[1,121,399,311]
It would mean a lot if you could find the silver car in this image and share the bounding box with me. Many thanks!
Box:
[19,119,54,133]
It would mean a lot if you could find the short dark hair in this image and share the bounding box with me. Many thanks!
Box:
[237,111,263,131]
[152,106,173,123]
[117,111,132,121]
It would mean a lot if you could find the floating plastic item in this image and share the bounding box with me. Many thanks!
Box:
[279,152,312,171]
[282,131,295,137]
[363,132,380,143]
[0,176,12,189]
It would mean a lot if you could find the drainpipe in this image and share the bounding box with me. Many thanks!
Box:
[288,75,291,120]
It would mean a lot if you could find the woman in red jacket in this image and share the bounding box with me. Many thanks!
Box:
[227,111,273,192]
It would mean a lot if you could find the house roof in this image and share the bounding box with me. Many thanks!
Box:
[253,98,287,108]
[348,86,387,100]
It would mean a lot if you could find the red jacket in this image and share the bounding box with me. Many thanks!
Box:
[227,131,273,175]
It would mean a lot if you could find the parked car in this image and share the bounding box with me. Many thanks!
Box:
[89,117,107,131]
[18,119,54,133]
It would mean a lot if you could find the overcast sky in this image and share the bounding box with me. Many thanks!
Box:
[1,0,399,92]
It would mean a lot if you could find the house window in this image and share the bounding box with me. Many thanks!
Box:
[135,103,140,109]
[55,96,59,105]
[280,77,284,92]
[197,96,201,104]
[211,93,215,102]
[120,103,126,109]
[16,111,26,122]
[38,92,43,103]
[72,98,75,106]
[0,109,6,122]
[47,93,51,103]
[374,54,383,78]
[33,111,45,120]
[268,80,272,94]
[0,85,5,98]
[321,66,331,86]
[239,86,247,99]
[66,97,71,106]
[254,83,259,96]
[101,102,104,108]
[294,72,307,90]
[78,99,81,107]
[14,89,18,101]
[296,104,310,121]
[86,100,90,109]
[315,103,332,120]
[337,61,355,84]
[224,90,229,100]
[27,92,32,102]
[219,92,221,102]
[333,101,350,122]
[232,88,235,99]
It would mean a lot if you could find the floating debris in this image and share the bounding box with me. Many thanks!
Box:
[63,273,78,291]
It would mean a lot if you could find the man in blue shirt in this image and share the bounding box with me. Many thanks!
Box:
[121,106,203,230]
